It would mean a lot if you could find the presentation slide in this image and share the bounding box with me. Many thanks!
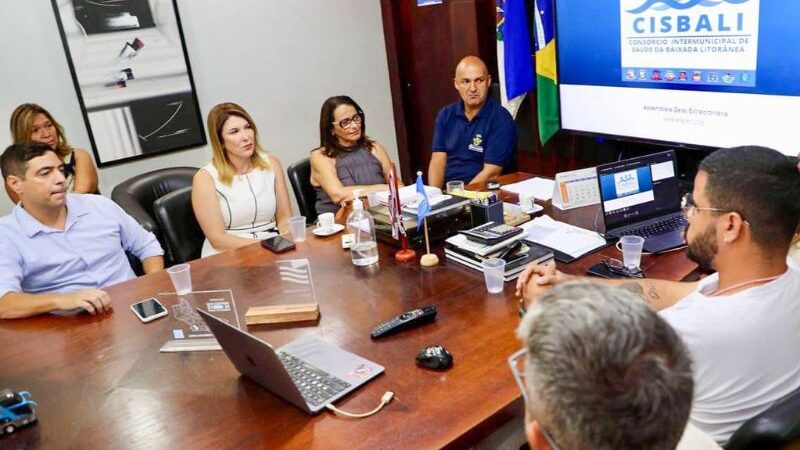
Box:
[600,166,654,212]
[556,0,800,156]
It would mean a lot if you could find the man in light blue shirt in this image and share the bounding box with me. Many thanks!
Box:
[0,142,164,319]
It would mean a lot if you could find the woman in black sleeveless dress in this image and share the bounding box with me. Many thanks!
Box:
[7,103,99,203]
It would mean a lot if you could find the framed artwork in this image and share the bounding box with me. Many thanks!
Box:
[51,0,206,167]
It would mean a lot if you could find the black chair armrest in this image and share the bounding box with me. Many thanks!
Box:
[726,387,800,450]
[111,187,158,233]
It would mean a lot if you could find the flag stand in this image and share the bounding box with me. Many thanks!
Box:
[389,163,415,263]
[420,217,439,267]
[395,234,416,263]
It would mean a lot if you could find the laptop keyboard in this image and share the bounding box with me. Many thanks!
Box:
[278,353,352,406]
[620,215,687,239]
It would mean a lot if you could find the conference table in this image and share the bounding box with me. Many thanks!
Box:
[0,173,697,450]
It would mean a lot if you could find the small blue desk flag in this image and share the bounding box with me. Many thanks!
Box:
[415,172,430,231]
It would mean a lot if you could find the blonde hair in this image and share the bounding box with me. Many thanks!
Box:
[10,103,72,159]
[207,102,270,186]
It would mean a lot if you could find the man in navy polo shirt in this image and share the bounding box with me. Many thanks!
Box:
[428,56,517,188]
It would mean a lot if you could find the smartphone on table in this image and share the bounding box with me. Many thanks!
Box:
[261,236,296,253]
[131,297,168,323]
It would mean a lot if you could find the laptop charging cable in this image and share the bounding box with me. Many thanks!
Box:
[326,391,394,419]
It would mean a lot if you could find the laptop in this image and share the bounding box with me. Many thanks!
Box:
[596,150,687,253]
[197,309,384,414]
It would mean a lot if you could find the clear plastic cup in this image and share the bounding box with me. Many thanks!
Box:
[620,235,645,270]
[446,180,465,194]
[482,258,506,294]
[166,264,192,295]
[289,216,307,242]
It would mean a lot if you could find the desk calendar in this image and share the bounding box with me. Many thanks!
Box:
[551,167,601,210]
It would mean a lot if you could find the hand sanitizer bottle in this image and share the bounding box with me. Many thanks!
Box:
[346,190,379,266]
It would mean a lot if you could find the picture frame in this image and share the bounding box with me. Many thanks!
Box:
[51,0,206,167]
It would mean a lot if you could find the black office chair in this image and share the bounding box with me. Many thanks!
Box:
[725,387,800,450]
[152,186,204,265]
[286,158,318,223]
[111,167,198,264]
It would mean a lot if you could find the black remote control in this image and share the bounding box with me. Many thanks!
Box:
[370,306,437,339]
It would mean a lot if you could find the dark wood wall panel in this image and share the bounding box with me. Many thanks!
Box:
[381,0,498,182]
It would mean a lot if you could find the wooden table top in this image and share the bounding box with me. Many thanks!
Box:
[473,172,698,280]
[1,173,696,450]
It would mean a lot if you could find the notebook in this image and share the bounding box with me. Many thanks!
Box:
[197,309,384,414]
[596,150,686,253]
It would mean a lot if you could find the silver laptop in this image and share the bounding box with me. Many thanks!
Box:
[197,309,384,414]
[596,150,687,253]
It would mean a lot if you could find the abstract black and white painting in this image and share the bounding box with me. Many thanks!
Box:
[52,0,205,166]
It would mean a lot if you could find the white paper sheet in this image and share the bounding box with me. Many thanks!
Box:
[519,215,606,258]
[374,185,442,205]
[500,177,555,200]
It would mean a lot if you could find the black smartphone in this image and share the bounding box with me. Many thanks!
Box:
[586,262,643,279]
[260,235,296,253]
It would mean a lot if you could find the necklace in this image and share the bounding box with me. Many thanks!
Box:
[710,274,782,296]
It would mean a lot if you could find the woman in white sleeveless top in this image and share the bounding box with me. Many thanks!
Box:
[192,103,292,257]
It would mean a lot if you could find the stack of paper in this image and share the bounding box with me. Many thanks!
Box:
[374,185,441,206]
[500,177,555,201]
[520,215,606,259]
[403,194,469,215]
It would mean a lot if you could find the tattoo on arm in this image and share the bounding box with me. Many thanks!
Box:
[645,282,661,304]
[618,281,661,305]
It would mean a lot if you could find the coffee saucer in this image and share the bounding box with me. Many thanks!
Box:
[312,223,345,237]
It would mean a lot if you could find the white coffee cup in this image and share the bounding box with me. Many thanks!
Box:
[316,212,335,231]
[519,193,536,212]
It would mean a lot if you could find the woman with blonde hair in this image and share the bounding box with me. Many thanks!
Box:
[7,103,98,202]
[192,102,292,257]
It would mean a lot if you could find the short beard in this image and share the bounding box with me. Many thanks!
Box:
[687,224,718,271]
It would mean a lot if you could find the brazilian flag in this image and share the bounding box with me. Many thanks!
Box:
[533,0,559,145]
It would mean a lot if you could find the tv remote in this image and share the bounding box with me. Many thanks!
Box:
[370,306,437,339]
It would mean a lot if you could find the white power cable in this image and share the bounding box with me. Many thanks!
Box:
[325,391,394,419]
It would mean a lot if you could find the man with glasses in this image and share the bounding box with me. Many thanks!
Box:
[516,146,800,444]
[512,281,720,450]
[427,56,516,188]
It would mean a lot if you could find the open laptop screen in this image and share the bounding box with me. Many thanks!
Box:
[597,150,681,230]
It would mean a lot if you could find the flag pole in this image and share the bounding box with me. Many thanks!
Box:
[418,170,439,267]
[420,216,439,267]
[393,164,415,263]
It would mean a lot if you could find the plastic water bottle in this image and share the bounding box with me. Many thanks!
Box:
[347,190,379,266]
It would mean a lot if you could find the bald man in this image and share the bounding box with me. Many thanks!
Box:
[428,56,516,188]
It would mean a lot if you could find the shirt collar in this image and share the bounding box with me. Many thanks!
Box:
[13,194,89,237]
[456,99,491,121]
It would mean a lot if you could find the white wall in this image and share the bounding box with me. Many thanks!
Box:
[0,0,398,216]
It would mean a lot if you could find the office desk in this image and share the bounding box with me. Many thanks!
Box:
[1,174,696,449]
[470,172,698,280]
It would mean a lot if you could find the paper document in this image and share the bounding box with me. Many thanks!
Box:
[520,215,605,258]
[374,185,441,206]
[501,177,555,200]
[405,194,452,210]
